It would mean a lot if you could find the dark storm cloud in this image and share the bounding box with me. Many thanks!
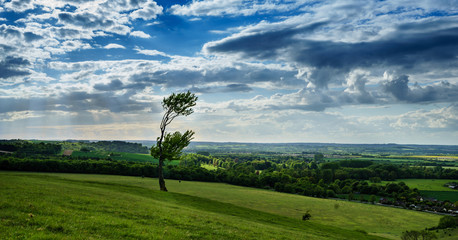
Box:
[383,75,409,101]
[206,22,327,59]
[205,20,458,88]
[0,56,31,79]
[383,76,458,103]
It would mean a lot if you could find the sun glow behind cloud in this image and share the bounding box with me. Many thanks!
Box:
[0,0,457,144]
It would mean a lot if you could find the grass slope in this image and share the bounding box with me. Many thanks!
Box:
[55,174,442,239]
[0,172,383,240]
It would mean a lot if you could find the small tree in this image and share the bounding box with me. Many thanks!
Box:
[151,91,197,191]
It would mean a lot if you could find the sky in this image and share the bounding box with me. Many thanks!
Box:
[0,0,457,145]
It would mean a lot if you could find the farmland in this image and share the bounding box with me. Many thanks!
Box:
[382,179,458,202]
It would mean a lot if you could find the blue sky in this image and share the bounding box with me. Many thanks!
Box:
[0,0,457,144]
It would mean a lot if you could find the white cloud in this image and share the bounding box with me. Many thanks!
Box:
[104,43,125,49]
[130,31,151,38]
[129,0,163,20]
[134,47,167,56]
[390,105,458,130]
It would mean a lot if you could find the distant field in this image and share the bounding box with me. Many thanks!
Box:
[382,179,456,192]
[28,173,444,239]
[382,179,458,202]
[420,191,458,202]
[201,164,218,170]
[71,151,180,165]
[327,156,458,168]
[409,155,458,160]
[0,172,382,240]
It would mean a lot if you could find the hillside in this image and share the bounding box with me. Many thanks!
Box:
[1,172,446,239]
[0,171,387,240]
[48,173,444,239]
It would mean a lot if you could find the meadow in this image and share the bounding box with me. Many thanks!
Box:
[2,172,448,239]
[0,171,384,240]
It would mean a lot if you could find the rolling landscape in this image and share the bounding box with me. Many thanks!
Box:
[1,0,458,239]
[1,139,457,239]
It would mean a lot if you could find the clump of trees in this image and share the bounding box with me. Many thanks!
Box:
[0,140,62,156]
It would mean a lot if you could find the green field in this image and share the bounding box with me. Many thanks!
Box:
[1,172,444,239]
[382,179,458,202]
[71,151,180,165]
[0,172,386,240]
[382,179,457,192]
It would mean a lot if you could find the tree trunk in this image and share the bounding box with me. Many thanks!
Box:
[158,157,168,191]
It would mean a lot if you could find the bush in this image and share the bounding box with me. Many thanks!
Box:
[437,216,457,229]
[302,210,311,221]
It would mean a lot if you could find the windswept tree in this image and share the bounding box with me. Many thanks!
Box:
[151,91,198,191]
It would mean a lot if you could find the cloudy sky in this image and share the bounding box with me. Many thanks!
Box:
[0,0,457,145]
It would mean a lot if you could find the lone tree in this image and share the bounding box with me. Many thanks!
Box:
[151,91,198,191]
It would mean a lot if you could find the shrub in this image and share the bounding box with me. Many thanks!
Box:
[437,216,457,229]
[302,210,311,221]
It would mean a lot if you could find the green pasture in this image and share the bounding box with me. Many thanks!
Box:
[382,179,458,202]
[11,172,444,239]
[0,172,382,240]
[382,179,457,192]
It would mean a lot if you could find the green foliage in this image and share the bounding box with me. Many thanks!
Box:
[0,140,61,156]
[314,153,324,162]
[162,91,198,117]
[338,160,373,168]
[151,130,194,161]
[0,156,159,177]
[437,216,457,229]
[369,195,377,203]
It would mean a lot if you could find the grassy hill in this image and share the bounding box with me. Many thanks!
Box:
[0,172,442,239]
